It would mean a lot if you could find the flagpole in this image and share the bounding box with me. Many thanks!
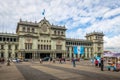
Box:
[42,9,45,18]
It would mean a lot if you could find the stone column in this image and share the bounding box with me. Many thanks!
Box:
[69,47,72,59]
[77,54,80,58]
[89,48,91,58]
[33,52,35,59]
[85,48,87,58]
[65,52,67,58]
[54,53,56,58]
[0,53,1,58]
[4,44,8,60]
[50,52,53,58]
[74,54,76,58]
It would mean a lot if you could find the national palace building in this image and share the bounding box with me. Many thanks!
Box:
[0,17,104,60]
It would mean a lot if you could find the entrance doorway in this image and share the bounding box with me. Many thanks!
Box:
[25,53,32,59]
[56,53,62,58]
[40,53,50,58]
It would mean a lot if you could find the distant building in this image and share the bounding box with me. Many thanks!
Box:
[0,17,104,60]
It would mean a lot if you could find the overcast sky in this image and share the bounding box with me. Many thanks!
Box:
[0,0,120,52]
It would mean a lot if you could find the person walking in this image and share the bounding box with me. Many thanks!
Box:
[40,58,42,64]
[100,58,104,71]
[53,58,55,63]
[95,59,98,67]
[59,58,62,64]
[72,58,76,67]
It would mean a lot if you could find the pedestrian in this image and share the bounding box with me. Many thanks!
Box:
[63,58,66,64]
[7,59,10,66]
[40,58,42,64]
[59,58,62,64]
[100,58,104,71]
[98,59,101,68]
[95,59,98,67]
[72,58,76,67]
[0,58,1,64]
[53,58,55,63]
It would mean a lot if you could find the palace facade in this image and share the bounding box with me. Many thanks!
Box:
[0,17,104,60]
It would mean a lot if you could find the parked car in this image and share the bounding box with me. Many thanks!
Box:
[42,57,52,61]
[12,58,22,63]
[23,59,29,62]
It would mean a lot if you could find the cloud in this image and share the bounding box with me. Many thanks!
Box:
[0,0,120,52]
[103,8,120,19]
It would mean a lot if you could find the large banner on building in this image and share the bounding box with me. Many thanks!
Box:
[73,46,84,55]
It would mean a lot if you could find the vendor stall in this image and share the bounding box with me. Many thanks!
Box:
[103,52,120,71]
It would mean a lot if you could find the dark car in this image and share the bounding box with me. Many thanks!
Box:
[42,57,52,61]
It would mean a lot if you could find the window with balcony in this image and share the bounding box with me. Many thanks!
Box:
[27,27,30,32]
[58,31,60,35]
[25,43,32,50]
[56,45,62,50]
[23,27,25,32]
[54,30,56,35]
[32,28,34,33]
[61,31,63,35]
[0,37,2,41]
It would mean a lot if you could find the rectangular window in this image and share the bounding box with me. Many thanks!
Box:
[25,43,32,50]
[1,53,4,57]
[1,45,4,49]
[41,45,43,50]
[0,37,2,41]
[15,53,18,58]
[14,38,16,42]
[15,45,18,50]
[38,45,39,49]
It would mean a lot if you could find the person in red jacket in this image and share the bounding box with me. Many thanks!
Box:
[95,59,98,67]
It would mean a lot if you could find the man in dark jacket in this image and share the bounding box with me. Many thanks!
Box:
[100,58,104,71]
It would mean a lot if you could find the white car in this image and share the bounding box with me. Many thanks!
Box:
[12,59,22,62]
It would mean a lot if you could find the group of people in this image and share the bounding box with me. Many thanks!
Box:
[0,58,5,64]
[94,58,104,71]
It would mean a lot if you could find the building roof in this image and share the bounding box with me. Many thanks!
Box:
[86,31,104,37]
[66,38,92,43]
[0,32,18,37]
[16,17,67,32]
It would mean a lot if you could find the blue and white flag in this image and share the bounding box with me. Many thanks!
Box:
[73,46,79,54]
[73,46,84,55]
[42,9,45,15]
[80,46,84,55]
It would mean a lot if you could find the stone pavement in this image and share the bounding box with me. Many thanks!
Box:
[36,61,120,76]
[0,62,25,80]
[47,61,120,77]
[0,61,120,80]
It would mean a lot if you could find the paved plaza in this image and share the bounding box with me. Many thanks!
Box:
[0,60,120,80]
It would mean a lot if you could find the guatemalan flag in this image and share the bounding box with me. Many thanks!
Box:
[42,9,45,15]
[73,46,84,55]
